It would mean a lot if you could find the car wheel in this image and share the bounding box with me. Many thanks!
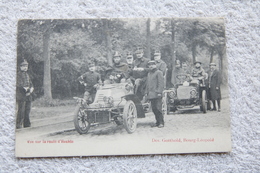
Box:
[201,90,207,113]
[74,105,90,134]
[123,100,137,134]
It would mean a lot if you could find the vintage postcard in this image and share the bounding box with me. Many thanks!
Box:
[15,18,231,157]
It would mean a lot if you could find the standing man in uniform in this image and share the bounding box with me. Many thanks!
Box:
[132,49,149,101]
[16,59,34,129]
[154,50,167,75]
[208,63,221,112]
[145,60,164,128]
[78,62,102,104]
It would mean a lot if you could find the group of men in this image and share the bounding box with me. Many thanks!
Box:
[78,48,167,128]
[15,49,221,130]
[176,61,222,112]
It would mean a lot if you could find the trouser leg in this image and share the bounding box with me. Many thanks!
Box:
[24,101,31,127]
[151,98,164,125]
[16,101,25,129]
[151,99,159,125]
[212,100,216,110]
[217,99,221,109]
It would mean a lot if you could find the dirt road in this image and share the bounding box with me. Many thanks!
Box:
[16,98,231,157]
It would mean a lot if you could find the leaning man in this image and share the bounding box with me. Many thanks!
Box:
[145,60,164,128]
[16,59,34,129]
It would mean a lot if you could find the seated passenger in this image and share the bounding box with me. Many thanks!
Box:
[104,51,129,84]
[77,63,102,104]
[191,61,207,85]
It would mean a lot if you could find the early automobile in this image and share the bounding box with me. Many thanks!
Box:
[73,82,145,134]
[162,74,207,115]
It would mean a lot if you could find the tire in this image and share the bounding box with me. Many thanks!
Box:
[73,105,90,134]
[201,90,207,113]
[123,100,137,134]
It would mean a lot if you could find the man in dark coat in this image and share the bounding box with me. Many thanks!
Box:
[132,49,149,101]
[78,63,102,104]
[105,51,129,84]
[16,59,34,129]
[209,63,221,111]
[145,60,164,128]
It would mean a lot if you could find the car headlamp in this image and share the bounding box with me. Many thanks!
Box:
[107,96,114,105]
[168,90,176,99]
[190,89,197,98]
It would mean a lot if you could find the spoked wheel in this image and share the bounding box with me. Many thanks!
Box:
[201,90,207,113]
[162,92,168,116]
[123,100,137,134]
[74,105,90,134]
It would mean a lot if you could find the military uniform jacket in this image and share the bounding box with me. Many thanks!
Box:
[156,59,167,75]
[16,71,33,101]
[132,57,149,79]
[145,68,164,99]
[78,71,101,92]
[112,62,129,78]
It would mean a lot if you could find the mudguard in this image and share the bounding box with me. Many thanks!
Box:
[123,94,145,118]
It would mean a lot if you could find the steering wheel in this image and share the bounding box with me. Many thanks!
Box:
[176,74,188,80]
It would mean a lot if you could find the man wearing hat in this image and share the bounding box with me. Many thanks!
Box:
[132,48,149,100]
[191,61,207,80]
[208,63,221,111]
[154,50,167,75]
[126,52,134,70]
[78,62,102,104]
[16,59,34,129]
[145,60,164,128]
[111,51,129,83]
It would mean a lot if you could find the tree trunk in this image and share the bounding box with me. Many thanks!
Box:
[170,19,177,86]
[146,18,151,59]
[103,19,113,66]
[43,23,52,100]
[218,48,224,84]
[210,47,214,63]
[192,43,196,63]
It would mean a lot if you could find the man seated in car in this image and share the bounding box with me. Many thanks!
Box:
[105,51,129,84]
[78,62,102,104]
[191,61,208,85]
[176,62,193,84]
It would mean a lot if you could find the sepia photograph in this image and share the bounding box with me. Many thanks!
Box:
[15,18,231,157]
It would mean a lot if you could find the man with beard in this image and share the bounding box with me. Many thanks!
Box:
[107,51,129,83]
[16,59,34,129]
[145,60,164,128]
[154,50,167,75]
